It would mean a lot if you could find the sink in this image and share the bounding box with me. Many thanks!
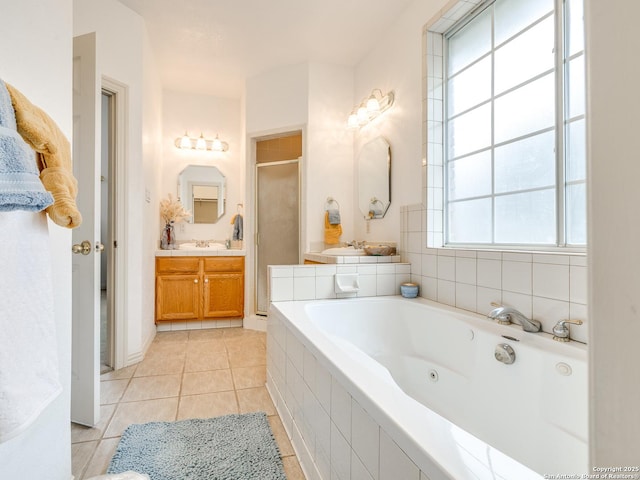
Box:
[178,242,227,250]
[321,247,366,256]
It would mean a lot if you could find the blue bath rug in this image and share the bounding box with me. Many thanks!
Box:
[107,412,286,480]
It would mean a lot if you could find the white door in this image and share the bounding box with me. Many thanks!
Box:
[71,32,101,427]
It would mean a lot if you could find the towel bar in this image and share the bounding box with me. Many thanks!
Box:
[325,196,340,211]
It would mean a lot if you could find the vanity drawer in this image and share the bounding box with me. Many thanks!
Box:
[203,256,244,273]
[156,257,200,274]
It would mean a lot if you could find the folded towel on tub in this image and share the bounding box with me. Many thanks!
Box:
[0,79,53,212]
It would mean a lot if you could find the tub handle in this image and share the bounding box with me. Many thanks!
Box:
[552,319,583,342]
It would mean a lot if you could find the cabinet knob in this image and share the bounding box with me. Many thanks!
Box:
[194,279,198,284]
[204,278,209,283]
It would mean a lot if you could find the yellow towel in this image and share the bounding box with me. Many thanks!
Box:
[6,83,82,228]
[324,211,342,245]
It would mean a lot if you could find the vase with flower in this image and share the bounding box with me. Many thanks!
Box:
[159,194,191,249]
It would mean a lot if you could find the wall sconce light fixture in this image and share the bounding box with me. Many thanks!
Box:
[175,132,229,152]
[347,88,395,129]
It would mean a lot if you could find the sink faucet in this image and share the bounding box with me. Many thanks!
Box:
[487,302,541,332]
[346,240,365,249]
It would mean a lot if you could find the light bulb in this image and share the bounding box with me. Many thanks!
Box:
[347,112,359,129]
[357,105,369,125]
[179,132,191,149]
[212,135,223,151]
[196,133,207,150]
[366,95,381,114]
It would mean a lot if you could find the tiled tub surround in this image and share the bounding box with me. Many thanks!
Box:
[269,263,411,301]
[418,2,588,343]
[266,297,588,480]
[400,204,588,344]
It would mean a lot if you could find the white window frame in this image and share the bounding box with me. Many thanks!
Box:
[424,0,586,253]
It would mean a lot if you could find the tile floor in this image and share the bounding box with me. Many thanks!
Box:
[71,328,305,480]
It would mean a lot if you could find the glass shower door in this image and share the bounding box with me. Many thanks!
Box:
[256,159,300,314]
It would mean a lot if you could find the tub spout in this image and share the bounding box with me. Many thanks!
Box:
[488,303,541,332]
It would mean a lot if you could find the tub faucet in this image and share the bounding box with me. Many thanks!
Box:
[488,303,541,332]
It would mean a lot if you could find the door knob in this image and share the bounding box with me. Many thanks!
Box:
[72,240,92,255]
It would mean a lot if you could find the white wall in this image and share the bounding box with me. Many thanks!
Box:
[352,0,448,243]
[74,0,163,364]
[0,0,73,478]
[306,62,355,251]
[585,0,640,465]
[161,90,242,242]
[245,63,309,135]
[244,62,355,321]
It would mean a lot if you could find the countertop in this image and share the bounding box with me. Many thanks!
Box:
[303,252,401,264]
[156,248,246,257]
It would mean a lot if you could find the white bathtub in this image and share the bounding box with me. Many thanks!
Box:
[266,296,588,480]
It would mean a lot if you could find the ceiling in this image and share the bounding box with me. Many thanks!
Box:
[116,0,415,98]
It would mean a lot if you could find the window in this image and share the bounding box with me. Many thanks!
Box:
[443,0,585,248]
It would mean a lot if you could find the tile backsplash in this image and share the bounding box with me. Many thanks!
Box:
[269,263,411,302]
[400,204,588,344]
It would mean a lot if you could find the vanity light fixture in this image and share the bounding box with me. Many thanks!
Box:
[347,88,395,129]
[175,132,229,152]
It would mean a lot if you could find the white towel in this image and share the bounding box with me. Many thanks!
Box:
[0,210,61,443]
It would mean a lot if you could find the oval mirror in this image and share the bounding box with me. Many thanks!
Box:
[358,137,391,219]
[178,165,226,224]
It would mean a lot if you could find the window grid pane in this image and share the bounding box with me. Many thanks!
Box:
[444,0,585,248]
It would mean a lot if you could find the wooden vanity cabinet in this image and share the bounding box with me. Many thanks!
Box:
[155,256,244,322]
[202,257,244,318]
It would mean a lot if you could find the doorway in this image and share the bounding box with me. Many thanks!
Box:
[255,132,302,314]
[100,90,115,373]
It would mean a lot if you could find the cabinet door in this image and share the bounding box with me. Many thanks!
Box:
[203,273,244,318]
[156,274,201,321]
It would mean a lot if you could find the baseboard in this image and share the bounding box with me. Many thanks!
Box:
[243,314,267,332]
